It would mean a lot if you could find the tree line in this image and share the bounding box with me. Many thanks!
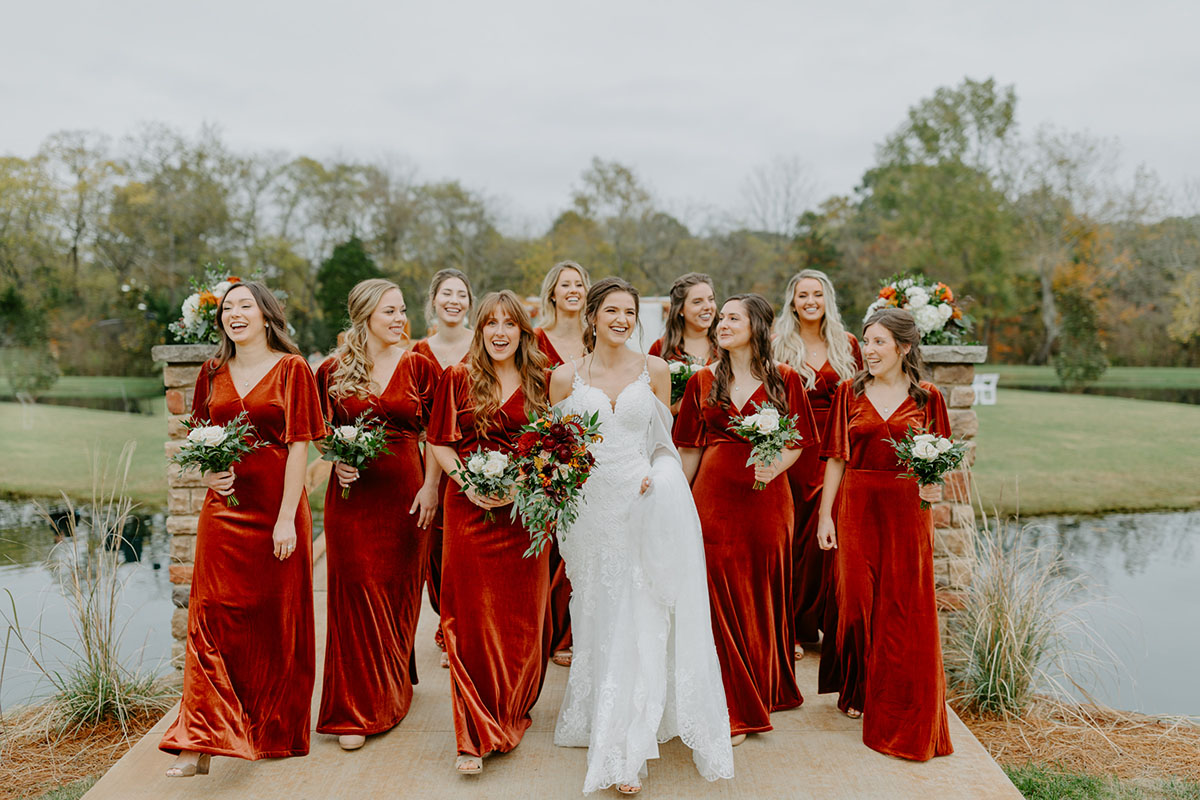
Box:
[2,77,1198,386]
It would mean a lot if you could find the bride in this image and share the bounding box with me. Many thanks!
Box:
[548,277,734,795]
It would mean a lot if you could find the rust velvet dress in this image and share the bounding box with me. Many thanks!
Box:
[314,351,438,736]
[674,365,818,735]
[427,364,552,757]
[160,354,325,760]
[533,327,573,658]
[411,337,469,644]
[786,335,863,676]
[821,380,954,761]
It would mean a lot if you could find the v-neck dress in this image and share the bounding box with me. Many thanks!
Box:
[673,365,818,735]
[160,354,325,760]
[410,337,470,641]
[427,363,552,757]
[314,351,439,736]
[820,380,954,761]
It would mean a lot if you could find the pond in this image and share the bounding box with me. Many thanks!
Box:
[1022,510,1200,717]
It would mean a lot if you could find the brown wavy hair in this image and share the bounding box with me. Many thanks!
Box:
[329,278,403,399]
[208,281,301,375]
[582,277,640,353]
[424,268,474,330]
[707,294,788,411]
[851,307,930,409]
[468,290,549,437]
[660,272,717,361]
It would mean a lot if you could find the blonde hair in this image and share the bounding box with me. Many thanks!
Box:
[538,260,591,328]
[330,278,403,399]
[772,269,858,390]
[468,291,549,437]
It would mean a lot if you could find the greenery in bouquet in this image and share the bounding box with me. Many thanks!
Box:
[511,407,604,558]
[884,424,968,509]
[864,273,973,345]
[668,357,703,405]
[172,412,261,506]
[451,446,517,523]
[320,412,392,499]
[727,402,806,490]
[168,263,289,344]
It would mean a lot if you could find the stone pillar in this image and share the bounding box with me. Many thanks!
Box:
[920,344,987,600]
[151,343,216,665]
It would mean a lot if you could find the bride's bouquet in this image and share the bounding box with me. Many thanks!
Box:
[884,426,968,509]
[668,358,703,405]
[319,412,391,499]
[511,408,604,558]
[172,412,261,506]
[452,447,516,522]
[728,403,806,490]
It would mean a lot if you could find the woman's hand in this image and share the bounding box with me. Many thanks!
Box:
[817,515,838,550]
[273,518,298,560]
[638,476,652,495]
[203,469,235,497]
[333,461,359,489]
[466,485,513,509]
[918,483,943,504]
[410,481,440,528]
[753,456,785,486]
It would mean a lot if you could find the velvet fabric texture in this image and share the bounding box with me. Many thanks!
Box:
[673,365,817,735]
[533,327,573,657]
[647,338,716,365]
[410,337,469,647]
[820,380,954,761]
[314,351,439,736]
[427,364,552,757]
[783,335,863,688]
[159,354,325,759]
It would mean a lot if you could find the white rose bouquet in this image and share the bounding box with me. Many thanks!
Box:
[172,412,261,506]
[884,425,968,509]
[668,358,703,405]
[319,412,392,499]
[862,272,971,345]
[728,402,806,490]
[452,447,517,521]
[168,264,245,345]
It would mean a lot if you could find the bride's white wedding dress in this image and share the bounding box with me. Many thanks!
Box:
[554,363,734,794]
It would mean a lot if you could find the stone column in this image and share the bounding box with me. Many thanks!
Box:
[920,344,987,600]
[151,343,215,665]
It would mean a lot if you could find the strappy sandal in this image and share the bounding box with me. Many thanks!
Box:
[165,753,210,778]
[617,783,642,794]
[844,708,863,719]
[552,649,573,667]
[440,650,450,668]
[455,754,483,775]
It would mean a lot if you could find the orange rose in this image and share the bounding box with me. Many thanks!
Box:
[880,286,897,299]
[198,291,218,308]
[228,275,242,283]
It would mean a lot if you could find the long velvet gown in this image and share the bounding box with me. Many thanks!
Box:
[821,380,954,761]
[785,335,863,687]
[674,365,818,735]
[410,337,469,648]
[533,327,573,658]
[428,364,552,757]
[314,351,438,736]
[160,354,325,760]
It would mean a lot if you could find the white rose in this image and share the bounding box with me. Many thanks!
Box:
[754,415,780,434]
[467,454,487,473]
[188,425,227,447]
[740,413,760,429]
[913,433,936,445]
[936,437,954,453]
[481,452,508,478]
[912,440,940,460]
[670,361,686,374]
[181,293,201,325]
[758,406,780,421]
[913,304,943,335]
[899,278,914,289]
[905,287,929,309]
[336,425,359,443]
[937,303,954,322]
[212,281,233,298]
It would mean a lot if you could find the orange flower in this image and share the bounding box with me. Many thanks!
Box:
[198,291,218,308]
[880,286,897,300]
[228,276,242,283]
[935,283,954,302]
[952,308,962,320]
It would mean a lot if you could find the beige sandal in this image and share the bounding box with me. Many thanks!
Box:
[844,708,863,719]
[338,734,366,750]
[165,752,210,778]
[455,754,483,775]
[730,734,747,747]
[552,649,573,667]
[794,644,805,660]
[617,783,642,794]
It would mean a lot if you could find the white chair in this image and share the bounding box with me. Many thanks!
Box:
[973,373,998,406]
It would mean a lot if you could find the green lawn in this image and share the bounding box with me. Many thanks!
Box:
[1003,763,1200,799]
[982,365,1200,390]
[1,375,164,400]
[973,389,1200,516]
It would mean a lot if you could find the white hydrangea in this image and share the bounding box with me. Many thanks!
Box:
[212,281,233,299]
[912,304,943,335]
[905,286,929,309]
[180,293,201,326]
[937,303,954,322]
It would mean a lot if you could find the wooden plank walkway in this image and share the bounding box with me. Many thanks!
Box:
[83,555,1021,799]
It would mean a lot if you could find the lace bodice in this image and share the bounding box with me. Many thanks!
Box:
[560,365,656,482]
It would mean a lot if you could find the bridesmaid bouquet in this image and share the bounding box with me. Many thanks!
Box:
[511,408,603,558]
[320,412,392,499]
[728,403,805,490]
[172,412,261,506]
[452,447,516,522]
[885,426,968,509]
[668,359,703,404]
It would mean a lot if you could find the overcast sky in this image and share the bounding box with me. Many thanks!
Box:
[3,0,1196,230]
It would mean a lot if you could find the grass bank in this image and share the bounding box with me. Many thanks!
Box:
[972,389,1200,516]
[0,375,163,401]
[982,365,1200,390]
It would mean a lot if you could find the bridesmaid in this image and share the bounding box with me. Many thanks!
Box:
[648,272,718,365]
[427,290,553,776]
[771,269,862,666]
[817,308,954,761]
[315,279,441,750]
[675,294,817,745]
[160,282,325,776]
[533,260,590,668]
[410,268,474,667]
